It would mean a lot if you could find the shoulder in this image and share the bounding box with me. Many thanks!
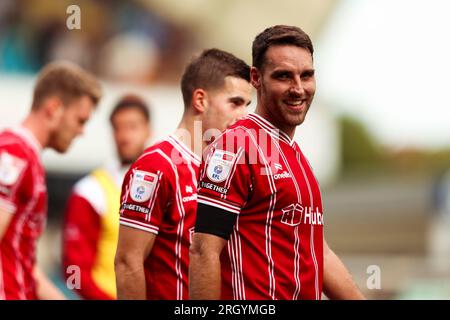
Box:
[121,140,179,206]
[131,139,179,178]
[0,130,30,161]
[205,119,260,160]
[221,118,256,138]
[0,131,31,188]
[72,174,106,215]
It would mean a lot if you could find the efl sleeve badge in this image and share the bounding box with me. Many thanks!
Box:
[206,149,237,183]
[130,170,159,203]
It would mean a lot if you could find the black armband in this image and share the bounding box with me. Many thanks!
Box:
[195,203,237,240]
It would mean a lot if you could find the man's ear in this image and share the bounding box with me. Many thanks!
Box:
[191,88,207,113]
[43,96,64,125]
[250,67,261,90]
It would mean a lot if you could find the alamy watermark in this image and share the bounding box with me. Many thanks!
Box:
[66,265,81,290]
[366,265,381,290]
[66,5,81,30]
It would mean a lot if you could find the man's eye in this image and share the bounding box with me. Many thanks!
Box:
[277,72,295,81]
[302,71,315,79]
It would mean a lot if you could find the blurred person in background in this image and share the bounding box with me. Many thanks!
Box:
[62,95,152,300]
[114,48,252,299]
[0,61,102,300]
[189,25,364,300]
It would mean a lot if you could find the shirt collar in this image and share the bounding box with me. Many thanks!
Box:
[246,113,294,146]
[167,134,201,166]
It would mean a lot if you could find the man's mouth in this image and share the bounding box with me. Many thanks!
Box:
[283,99,306,110]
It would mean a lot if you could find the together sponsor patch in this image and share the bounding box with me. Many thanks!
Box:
[121,203,150,215]
[200,181,228,194]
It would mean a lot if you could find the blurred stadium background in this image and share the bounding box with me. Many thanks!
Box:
[1,0,450,299]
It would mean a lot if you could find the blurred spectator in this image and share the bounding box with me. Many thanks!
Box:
[62,94,152,299]
[0,0,38,72]
[0,0,196,83]
[98,32,160,84]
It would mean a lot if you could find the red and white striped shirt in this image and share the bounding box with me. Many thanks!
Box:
[119,134,200,300]
[0,127,47,300]
[197,113,324,300]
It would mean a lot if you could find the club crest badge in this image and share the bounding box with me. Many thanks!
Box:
[206,149,236,183]
[281,203,304,226]
[130,170,158,203]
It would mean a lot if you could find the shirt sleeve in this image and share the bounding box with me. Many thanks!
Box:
[197,128,253,215]
[119,153,173,235]
[0,145,29,214]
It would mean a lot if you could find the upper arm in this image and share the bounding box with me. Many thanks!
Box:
[116,224,157,262]
[116,153,174,262]
[0,207,12,241]
[195,129,252,240]
[323,235,332,257]
[190,232,228,257]
[118,153,173,235]
[0,146,29,240]
[197,130,252,211]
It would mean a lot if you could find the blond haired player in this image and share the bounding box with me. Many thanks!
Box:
[0,61,102,300]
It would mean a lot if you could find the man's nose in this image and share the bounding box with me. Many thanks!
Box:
[290,76,305,96]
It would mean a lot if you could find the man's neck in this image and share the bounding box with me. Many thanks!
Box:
[21,113,48,149]
[174,112,204,159]
[254,104,296,139]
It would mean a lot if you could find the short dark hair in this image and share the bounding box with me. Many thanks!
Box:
[32,61,102,109]
[252,25,314,70]
[180,48,250,107]
[109,94,151,124]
